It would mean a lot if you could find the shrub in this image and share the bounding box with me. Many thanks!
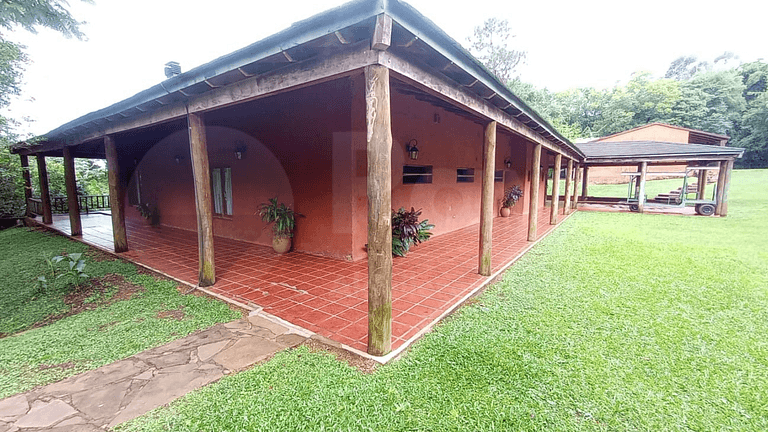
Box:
[392,207,434,257]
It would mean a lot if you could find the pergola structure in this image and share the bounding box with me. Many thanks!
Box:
[577,141,744,215]
[11,0,584,356]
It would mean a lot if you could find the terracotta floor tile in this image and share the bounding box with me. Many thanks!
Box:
[47,209,565,355]
[317,315,352,332]
[336,308,366,323]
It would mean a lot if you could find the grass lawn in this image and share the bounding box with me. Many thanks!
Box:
[0,228,240,399]
[119,169,768,432]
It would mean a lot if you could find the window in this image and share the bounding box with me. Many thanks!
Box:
[494,170,504,183]
[403,165,433,184]
[456,168,475,183]
[211,167,232,216]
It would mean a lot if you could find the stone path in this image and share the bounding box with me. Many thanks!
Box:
[0,312,310,431]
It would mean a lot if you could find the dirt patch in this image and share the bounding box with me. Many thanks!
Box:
[300,338,379,374]
[156,307,186,321]
[38,362,75,372]
[9,274,146,337]
[85,249,116,262]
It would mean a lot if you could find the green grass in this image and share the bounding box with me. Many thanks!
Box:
[119,169,768,432]
[0,228,240,398]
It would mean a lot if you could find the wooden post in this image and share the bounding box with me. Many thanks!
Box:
[188,112,216,287]
[35,155,53,224]
[478,121,496,276]
[715,160,727,216]
[564,159,573,214]
[572,163,581,209]
[371,14,392,51]
[105,136,128,252]
[581,165,589,199]
[637,162,648,213]
[550,153,562,225]
[62,147,82,236]
[720,160,734,217]
[527,143,542,241]
[696,169,707,199]
[365,64,393,356]
[20,155,33,217]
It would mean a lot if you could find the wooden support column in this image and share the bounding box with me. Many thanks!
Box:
[187,112,216,287]
[527,143,542,241]
[550,153,562,225]
[572,163,581,209]
[478,121,496,276]
[62,147,82,236]
[365,64,393,356]
[35,155,53,224]
[105,136,128,252]
[720,160,734,217]
[637,162,648,213]
[696,169,707,200]
[19,155,33,217]
[714,160,727,215]
[581,165,589,199]
[563,159,573,214]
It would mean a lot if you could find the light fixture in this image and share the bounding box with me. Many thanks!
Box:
[405,139,419,160]
[174,155,183,164]
[504,157,513,169]
[235,145,246,160]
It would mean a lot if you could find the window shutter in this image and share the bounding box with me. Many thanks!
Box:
[212,168,223,214]
[224,168,233,215]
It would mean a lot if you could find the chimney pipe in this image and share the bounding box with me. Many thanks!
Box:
[164,61,181,78]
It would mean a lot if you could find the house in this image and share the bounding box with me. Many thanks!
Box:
[10,1,738,357]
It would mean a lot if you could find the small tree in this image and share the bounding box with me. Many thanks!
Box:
[467,18,527,85]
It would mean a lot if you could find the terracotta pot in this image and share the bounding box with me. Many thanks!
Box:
[272,237,292,254]
[500,207,512,217]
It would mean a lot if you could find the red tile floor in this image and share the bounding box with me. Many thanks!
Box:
[46,208,566,354]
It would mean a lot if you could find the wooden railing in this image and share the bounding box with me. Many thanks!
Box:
[27,198,43,216]
[28,195,110,215]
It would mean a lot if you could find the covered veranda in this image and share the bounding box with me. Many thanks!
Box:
[39,208,565,357]
[12,0,585,357]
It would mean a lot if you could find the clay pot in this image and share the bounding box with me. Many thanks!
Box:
[272,237,292,254]
[500,207,512,217]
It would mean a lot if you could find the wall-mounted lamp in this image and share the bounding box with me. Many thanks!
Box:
[174,155,183,165]
[504,157,513,169]
[405,139,419,160]
[235,145,246,160]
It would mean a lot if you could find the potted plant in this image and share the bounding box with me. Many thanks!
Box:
[258,197,299,254]
[391,207,434,257]
[499,185,523,217]
[135,203,160,226]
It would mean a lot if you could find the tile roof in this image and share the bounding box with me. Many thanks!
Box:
[578,141,743,161]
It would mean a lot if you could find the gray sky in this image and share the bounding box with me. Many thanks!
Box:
[5,0,766,137]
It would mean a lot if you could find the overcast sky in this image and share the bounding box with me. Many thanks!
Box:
[4,0,766,137]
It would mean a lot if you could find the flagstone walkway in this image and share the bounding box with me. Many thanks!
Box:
[0,313,309,431]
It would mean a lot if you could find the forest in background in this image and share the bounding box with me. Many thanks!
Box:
[468,19,767,168]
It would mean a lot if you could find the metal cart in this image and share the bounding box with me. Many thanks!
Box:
[623,166,718,216]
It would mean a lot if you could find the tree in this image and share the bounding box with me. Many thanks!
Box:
[734,61,768,167]
[467,18,526,85]
[0,0,90,39]
[671,70,745,136]
[665,55,709,81]
[0,0,90,217]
